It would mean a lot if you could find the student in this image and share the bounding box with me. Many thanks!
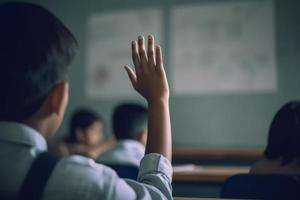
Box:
[250,101,300,174]
[0,2,172,200]
[97,103,147,166]
[53,108,114,158]
[69,108,104,147]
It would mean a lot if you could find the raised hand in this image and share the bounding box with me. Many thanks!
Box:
[125,35,169,104]
[124,35,172,161]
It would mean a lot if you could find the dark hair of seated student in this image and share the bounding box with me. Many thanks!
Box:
[69,108,104,146]
[264,101,300,165]
[250,101,300,174]
[113,103,148,145]
[0,2,78,127]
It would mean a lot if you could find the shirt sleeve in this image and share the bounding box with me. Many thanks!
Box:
[137,153,173,198]
[102,153,173,200]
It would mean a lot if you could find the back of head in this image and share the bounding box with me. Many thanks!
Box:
[0,2,77,122]
[113,103,147,141]
[264,101,300,165]
[70,108,102,142]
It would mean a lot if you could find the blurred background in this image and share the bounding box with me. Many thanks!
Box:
[3,0,300,151]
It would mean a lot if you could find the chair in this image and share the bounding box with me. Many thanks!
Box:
[221,174,300,200]
[105,164,139,180]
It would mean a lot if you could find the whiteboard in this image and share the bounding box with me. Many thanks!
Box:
[85,9,162,98]
[170,0,276,94]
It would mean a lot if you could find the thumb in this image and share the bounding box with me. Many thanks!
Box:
[124,65,137,89]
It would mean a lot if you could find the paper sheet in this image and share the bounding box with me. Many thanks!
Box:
[170,0,276,94]
[86,9,162,98]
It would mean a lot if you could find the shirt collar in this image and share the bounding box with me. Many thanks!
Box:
[117,139,145,152]
[0,122,47,151]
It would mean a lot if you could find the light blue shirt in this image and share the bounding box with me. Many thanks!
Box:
[0,122,173,200]
[97,140,145,167]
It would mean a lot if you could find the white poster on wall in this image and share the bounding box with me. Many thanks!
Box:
[86,9,162,98]
[171,0,276,94]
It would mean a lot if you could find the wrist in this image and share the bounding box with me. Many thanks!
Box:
[147,97,169,107]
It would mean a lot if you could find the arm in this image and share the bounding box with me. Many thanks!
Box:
[87,137,116,158]
[73,35,172,200]
[125,35,172,161]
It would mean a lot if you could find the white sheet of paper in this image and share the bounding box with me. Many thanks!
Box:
[170,0,276,94]
[86,9,162,98]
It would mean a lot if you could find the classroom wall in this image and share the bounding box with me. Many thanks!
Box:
[7,0,300,148]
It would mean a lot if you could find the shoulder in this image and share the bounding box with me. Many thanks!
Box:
[42,155,128,199]
[48,155,118,193]
[60,155,117,178]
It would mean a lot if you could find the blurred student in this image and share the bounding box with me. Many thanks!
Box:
[55,108,114,158]
[250,101,300,174]
[97,103,147,166]
[0,2,172,200]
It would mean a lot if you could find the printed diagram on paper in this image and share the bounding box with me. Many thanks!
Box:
[86,9,162,98]
[170,0,276,94]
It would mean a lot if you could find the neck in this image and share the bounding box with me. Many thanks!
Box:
[23,117,48,138]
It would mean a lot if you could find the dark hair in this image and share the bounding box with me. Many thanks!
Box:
[0,2,78,121]
[70,108,103,142]
[113,103,147,140]
[264,101,300,165]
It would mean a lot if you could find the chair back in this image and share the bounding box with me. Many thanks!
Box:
[221,174,300,199]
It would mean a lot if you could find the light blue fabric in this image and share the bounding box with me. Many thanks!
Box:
[97,140,145,167]
[0,122,172,200]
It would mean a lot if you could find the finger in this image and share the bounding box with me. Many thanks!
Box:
[131,41,141,75]
[155,45,164,72]
[147,35,155,68]
[124,65,137,89]
[138,36,148,72]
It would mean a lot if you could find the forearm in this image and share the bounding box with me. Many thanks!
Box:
[145,99,172,161]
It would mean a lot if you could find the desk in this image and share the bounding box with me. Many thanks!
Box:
[173,165,250,182]
[174,197,238,200]
[172,165,250,197]
[173,148,263,161]
[174,198,241,200]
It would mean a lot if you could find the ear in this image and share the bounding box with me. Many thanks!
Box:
[28,81,69,138]
[48,81,69,117]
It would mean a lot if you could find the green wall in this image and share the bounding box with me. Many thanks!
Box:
[7,0,300,148]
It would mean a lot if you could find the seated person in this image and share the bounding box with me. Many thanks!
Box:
[96,103,147,166]
[0,2,172,199]
[53,108,115,158]
[250,101,300,174]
